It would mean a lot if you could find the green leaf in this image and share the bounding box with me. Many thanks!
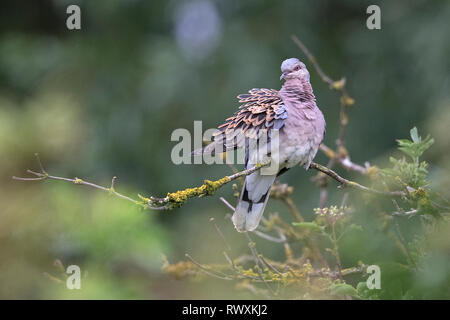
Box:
[410,127,419,143]
[396,127,434,161]
[329,283,360,298]
[292,222,325,233]
[356,281,367,293]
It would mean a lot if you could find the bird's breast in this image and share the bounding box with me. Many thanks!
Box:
[278,104,325,168]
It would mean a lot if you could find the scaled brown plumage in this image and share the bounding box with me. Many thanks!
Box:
[214,88,288,142]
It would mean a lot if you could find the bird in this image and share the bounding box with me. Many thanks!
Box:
[194,58,325,232]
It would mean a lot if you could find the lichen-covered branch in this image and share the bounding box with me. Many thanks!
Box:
[12,156,271,210]
[12,153,405,215]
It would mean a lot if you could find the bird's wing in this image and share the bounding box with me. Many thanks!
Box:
[225,89,286,232]
[191,88,288,157]
[213,88,287,148]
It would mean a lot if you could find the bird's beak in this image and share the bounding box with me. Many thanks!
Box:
[280,72,286,81]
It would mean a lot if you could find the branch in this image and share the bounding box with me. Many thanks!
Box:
[13,168,168,210]
[184,253,233,281]
[309,162,405,197]
[13,154,404,216]
[141,161,270,209]
[270,181,304,222]
[291,34,354,108]
[252,230,286,243]
[319,144,370,175]
[291,35,334,85]
[12,154,271,210]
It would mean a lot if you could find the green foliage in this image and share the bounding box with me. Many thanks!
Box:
[381,127,433,189]
[356,282,379,300]
[397,127,434,163]
[379,127,445,219]
[292,221,325,233]
[329,282,360,299]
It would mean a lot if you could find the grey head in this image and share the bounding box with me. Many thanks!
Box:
[280,58,310,82]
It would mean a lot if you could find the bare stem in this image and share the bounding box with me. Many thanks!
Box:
[309,162,405,197]
[185,253,233,281]
[291,35,334,85]
[319,144,368,175]
[282,197,304,222]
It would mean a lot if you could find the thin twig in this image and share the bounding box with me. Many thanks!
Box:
[243,232,276,295]
[14,169,167,210]
[392,209,419,217]
[210,218,232,252]
[185,253,233,281]
[319,144,368,175]
[34,153,47,174]
[291,35,334,85]
[309,162,405,197]
[111,176,117,190]
[259,255,282,276]
[252,230,286,243]
[282,197,304,222]
[220,197,235,211]
[222,251,259,280]
[254,264,277,296]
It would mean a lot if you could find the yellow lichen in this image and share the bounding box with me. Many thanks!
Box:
[241,267,259,278]
[166,176,231,208]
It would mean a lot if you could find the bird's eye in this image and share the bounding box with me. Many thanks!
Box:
[294,66,301,71]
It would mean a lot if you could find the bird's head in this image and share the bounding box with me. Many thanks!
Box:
[280,58,310,82]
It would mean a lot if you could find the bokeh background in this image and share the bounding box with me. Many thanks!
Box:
[0,0,449,299]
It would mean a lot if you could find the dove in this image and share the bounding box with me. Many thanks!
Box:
[194,58,325,232]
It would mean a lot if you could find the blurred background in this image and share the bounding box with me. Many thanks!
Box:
[0,0,449,299]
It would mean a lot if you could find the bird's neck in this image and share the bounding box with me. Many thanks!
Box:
[280,78,315,104]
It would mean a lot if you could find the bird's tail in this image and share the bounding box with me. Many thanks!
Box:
[232,171,276,232]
